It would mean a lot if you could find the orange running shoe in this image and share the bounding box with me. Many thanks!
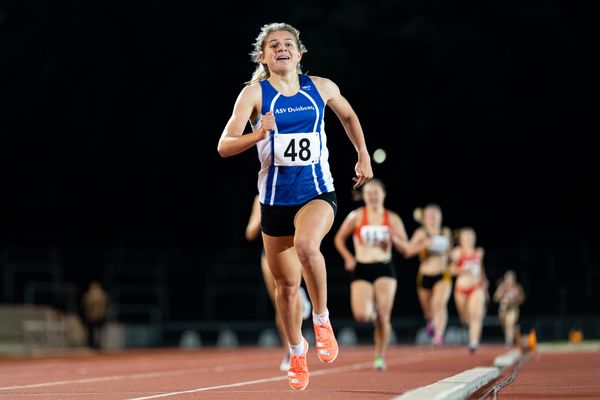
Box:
[314,319,339,363]
[288,338,309,391]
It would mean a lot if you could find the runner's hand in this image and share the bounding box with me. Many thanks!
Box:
[352,154,373,189]
[258,112,275,139]
[344,256,357,272]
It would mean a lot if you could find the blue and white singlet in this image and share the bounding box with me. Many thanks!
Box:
[251,74,335,206]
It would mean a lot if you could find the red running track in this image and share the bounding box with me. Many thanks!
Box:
[491,350,600,400]
[2,344,593,400]
[0,345,502,399]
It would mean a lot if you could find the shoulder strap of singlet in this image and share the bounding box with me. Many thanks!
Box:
[361,207,369,225]
[458,248,478,267]
[383,210,390,226]
[353,208,369,245]
[457,249,466,266]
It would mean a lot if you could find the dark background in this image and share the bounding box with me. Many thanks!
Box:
[1,0,598,333]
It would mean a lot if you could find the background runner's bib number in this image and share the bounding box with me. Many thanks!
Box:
[428,235,449,252]
[464,261,481,276]
[273,132,320,166]
[360,225,390,247]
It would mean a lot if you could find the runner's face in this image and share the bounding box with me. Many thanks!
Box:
[260,30,301,74]
[423,207,441,227]
[505,272,516,284]
[460,230,475,247]
[363,183,385,207]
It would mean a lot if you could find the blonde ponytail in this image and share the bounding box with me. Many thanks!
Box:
[413,207,423,224]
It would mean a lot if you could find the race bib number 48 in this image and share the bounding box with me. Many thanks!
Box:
[273,132,320,166]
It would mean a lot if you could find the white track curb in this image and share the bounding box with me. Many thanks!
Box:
[391,349,521,400]
[493,349,521,368]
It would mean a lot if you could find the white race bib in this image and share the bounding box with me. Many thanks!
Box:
[428,235,449,253]
[273,132,320,166]
[464,261,481,276]
[360,225,390,247]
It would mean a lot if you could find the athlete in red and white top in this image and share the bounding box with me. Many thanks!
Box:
[449,227,489,353]
[334,179,408,370]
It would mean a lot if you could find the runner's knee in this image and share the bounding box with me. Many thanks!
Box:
[353,311,373,323]
[276,282,299,301]
[374,304,392,321]
[432,297,446,312]
[294,236,320,265]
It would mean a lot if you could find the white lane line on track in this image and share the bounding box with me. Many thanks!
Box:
[0,351,282,381]
[0,375,128,391]
[0,349,456,396]
[125,350,446,400]
[0,359,279,391]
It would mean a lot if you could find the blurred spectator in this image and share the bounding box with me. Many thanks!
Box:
[493,270,525,347]
[82,281,110,349]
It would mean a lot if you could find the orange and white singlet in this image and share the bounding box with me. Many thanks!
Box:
[353,208,391,248]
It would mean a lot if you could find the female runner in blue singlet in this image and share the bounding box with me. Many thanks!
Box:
[218,23,373,391]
